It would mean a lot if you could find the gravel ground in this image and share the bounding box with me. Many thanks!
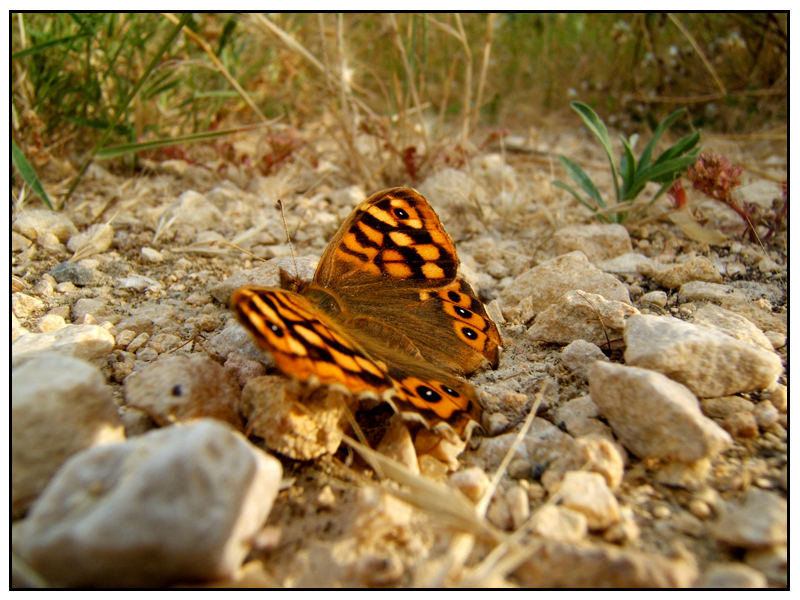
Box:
[11,121,786,588]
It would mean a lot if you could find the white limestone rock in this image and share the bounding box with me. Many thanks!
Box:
[12,353,124,518]
[588,361,732,462]
[624,314,782,397]
[553,223,633,262]
[501,251,631,321]
[12,324,116,363]
[14,420,282,587]
[527,289,638,346]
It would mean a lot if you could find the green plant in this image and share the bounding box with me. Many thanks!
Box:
[554,101,701,223]
[12,139,53,209]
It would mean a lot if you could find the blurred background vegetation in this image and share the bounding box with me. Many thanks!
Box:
[11,12,787,204]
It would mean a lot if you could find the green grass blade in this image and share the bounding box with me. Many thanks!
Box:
[637,108,687,171]
[553,180,610,222]
[12,32,90,60]
[12,140,54,210]
[619,136,637,200]
[558,154,606,208]
[63,13,192,206]
[570,101,620,203]
[652,132,701,164]
[634,153,700,184]
[95,125,266,159]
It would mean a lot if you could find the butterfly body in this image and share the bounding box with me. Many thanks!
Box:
[232,187,501,439]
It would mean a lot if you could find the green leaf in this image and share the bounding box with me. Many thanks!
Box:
[12,140,54,210]
[12,32,90,60]
[553,180,611,222]
[652,132,701,165]
[558,154,606,208]
[635,154,700,184]
[619,136,637,199]
[570,101,621,203]
[637,108,687,172]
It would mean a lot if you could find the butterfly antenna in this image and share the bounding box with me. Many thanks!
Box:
[276,199,300,279]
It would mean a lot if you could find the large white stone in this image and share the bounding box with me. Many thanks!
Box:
[527,289,638,346]
[12,353,124,518]
[501,251,630,320]
[14,420,282,587]
[12,324,115,363]
[624,314,782,397]
[588,361,732,461]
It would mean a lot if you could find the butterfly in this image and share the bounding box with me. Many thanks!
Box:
[231,187,501,441]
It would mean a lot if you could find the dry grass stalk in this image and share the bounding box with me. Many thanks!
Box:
[342,434,500,541]
[473,14,495,132]
[387,14,430,153]
[476,391,543,518]
[667,13,727,96]
[161,13,269,124]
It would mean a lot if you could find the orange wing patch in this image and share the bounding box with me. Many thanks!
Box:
[232,287,396,396]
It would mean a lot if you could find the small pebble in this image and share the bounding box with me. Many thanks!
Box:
[37,314,66,333]
[136,347,159,362]
[32,278,55,298]
[126,332,150,353]
[49,261,95,286]
[723,411,759,438]
[116,329,138,348]
[12,293,46,318]
[764,331,785,349]
[38,231,64,251]
[55,281,78,293]
[506,485,531,530]
[317,485,336,509]
[753,400,779,429]
[653,505,671,519]
[141,247,164,263]
[484,412,510,436]
[508,458,533,479]
[767,384,787,413]
[640,290,668,307]
[689,499,712,520]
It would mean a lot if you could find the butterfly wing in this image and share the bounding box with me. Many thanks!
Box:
[231,285,480,438]
[231,286,397,397]
[232,187,500,440]
[314,187,501,374]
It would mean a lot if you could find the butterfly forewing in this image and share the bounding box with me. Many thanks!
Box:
[232,287,397,396]
[315,187,459,288]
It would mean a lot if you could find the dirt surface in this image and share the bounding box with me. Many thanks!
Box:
[11,117,787,587]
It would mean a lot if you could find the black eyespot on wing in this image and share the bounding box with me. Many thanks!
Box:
[441,384,459,397]
[417,385,442,403]
[269,323,284,337]
[462,327,478,340]
[447,290,460,302]
[394,207,409,220]
[455,306,471,318]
